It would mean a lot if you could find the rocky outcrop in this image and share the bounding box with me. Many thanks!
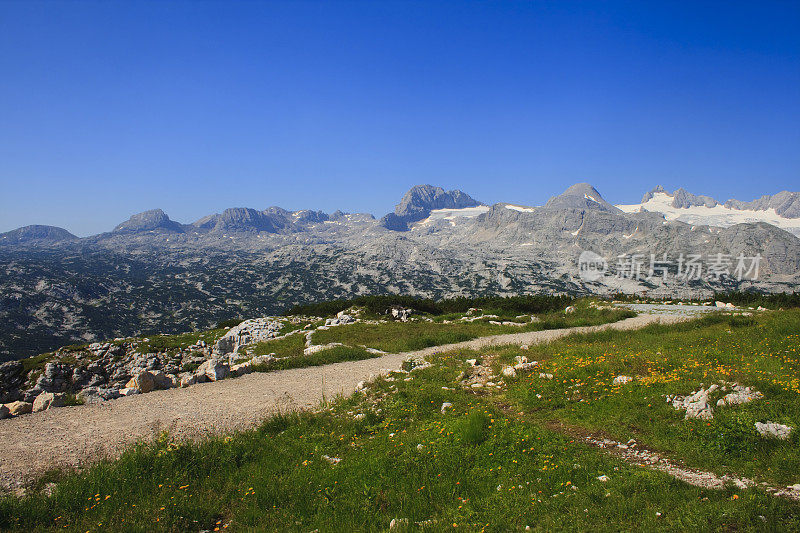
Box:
[214,318,284,355]
[725,191,800,218]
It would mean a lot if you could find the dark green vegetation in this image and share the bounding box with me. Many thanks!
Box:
[712,291,800,309]
[612,290,800,310]
[2,310,798,531]
[285,294,574,319]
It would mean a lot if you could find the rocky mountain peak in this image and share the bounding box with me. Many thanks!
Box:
[641,185,667,203]
[113,209,183,234]
[544,183,620,212]
[671,188,718,209]
[380,184,483,231]
[0,225,78,245]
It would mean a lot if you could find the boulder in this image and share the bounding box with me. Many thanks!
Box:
[198,359,230,381]
[0,405,9,419]
[231,362,253,377]
[125,371,155,393]
[150,371,174,390]
[179,373,197,388]
[32,392,66,412]
[755,421,792,440]
[6,401,32,416]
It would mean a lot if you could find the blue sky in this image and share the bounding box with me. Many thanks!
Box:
[1,1,798,236]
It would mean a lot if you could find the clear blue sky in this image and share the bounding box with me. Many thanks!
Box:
[1,1,798,236]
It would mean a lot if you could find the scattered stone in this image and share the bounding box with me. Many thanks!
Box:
[671,385,717,420]
[755,421,792,440]
[389,518,408,530]
[502,366,517,378]
[716,383,763,407]
[613,375,632,385]
[539,373,554,380]
[303,343,344,356]
[32,392,66,412]
[325,314,355,327]
[321,455,341,465]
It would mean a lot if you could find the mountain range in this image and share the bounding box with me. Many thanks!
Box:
[1,183,798,360]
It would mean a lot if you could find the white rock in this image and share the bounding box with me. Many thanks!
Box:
[755,421,792,440]
[502,366,517,378]
[539,373,554,380]
[466,359,478,367]
[389,518,408,530]
[613,375,632,385]
[440,402,452,413]
[597,475,609,482]
[565,306,576,314]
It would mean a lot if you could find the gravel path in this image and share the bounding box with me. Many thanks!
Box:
[0,313,684,492]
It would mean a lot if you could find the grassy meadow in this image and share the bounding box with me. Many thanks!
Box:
[1,308,798,531]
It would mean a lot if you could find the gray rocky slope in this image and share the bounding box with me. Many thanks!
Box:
[1,183,799,360]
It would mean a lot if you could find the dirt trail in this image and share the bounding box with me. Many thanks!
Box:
[0,313,683,492]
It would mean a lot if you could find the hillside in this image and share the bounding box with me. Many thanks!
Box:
[0,305,797,531]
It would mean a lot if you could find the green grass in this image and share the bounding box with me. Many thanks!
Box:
[251,345,381,372]
[137,327,229,354]
[249,332,306,358]
[4,309,799,531]
[2,335,798,532]
[497,310,800,486]
[311,308,635,353]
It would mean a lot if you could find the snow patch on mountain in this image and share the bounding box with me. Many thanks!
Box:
[617,192,800,237]
[415,205,491,226]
